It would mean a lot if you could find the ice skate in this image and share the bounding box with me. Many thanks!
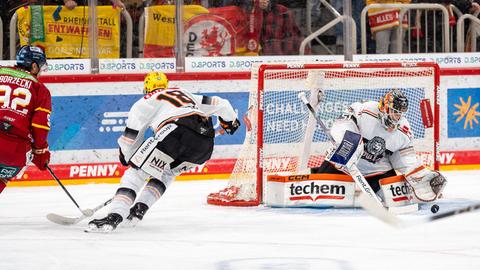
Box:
[123,202,149,228]
[85,213,123,233]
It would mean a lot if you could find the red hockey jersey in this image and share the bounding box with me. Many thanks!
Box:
[0,66,51,150]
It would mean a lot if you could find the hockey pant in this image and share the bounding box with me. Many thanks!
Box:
[0,132,32,193]
[111,123,214,219]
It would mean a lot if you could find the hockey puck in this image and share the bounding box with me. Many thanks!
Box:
[431,204,440,213]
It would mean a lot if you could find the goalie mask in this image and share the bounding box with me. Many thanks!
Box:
[378,89,408,131]
[144,72,168,94]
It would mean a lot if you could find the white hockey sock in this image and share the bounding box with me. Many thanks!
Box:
[109,168,150,219]
[110,188,136,220]
[136,178,167,209]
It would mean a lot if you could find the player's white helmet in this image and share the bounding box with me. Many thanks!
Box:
[378,89,408,131]
[144,71,168,94]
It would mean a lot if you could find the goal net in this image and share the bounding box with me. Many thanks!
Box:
[207,62,440,206]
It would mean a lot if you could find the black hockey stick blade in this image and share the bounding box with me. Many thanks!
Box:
[417,202,480,224]
[373,201,480,227]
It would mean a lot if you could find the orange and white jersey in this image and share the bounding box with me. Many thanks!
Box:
[118,87,237,160]
[330,101,421,176]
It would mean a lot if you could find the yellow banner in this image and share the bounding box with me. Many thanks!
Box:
[17,5,121,58]
[144,5,208,47]
[144,5,252,57]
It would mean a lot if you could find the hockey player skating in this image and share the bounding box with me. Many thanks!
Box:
[87,72,240,232]
[0,46,51,195]
[311,89,447,204]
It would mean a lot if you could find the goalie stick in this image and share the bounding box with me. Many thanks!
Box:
[298,92,384,206]
[46,198,113,225]
[424,202,480,222]
[360,194,480,227]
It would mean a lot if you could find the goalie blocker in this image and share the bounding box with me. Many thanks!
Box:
[265,173,417,210]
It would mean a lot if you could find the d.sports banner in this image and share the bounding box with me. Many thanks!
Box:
[16,5,121,58]
[144,5,252,57]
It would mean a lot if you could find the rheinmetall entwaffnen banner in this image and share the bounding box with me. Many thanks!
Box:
[16,5,121,58]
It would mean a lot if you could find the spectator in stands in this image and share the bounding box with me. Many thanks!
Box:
[366,0,411,54]
[143,0,202,5]
[415,0,479,14]
[254,0,304,55]
[63,0,126,10]
[412,0,480,52]
[332,0,373,54]
[208,0,242,7]
[1,1,66,60]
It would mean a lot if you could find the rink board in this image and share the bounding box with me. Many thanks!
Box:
[7,66,480,185]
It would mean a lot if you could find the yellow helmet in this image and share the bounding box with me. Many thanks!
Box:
[144,72,168,94]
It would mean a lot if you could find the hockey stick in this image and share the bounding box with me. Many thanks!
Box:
[46,165,93,217]
[361,195,480,227]
[298,92,383,205]
[422,202,480,222]
[298,92,403,226]
[46,198,113,225]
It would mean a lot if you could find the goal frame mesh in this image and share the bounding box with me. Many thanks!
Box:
[208,62,440,206]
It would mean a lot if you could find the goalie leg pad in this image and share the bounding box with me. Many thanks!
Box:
[379,174,416,208]
[406,167,447,202]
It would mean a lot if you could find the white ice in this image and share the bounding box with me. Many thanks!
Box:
[1,170,480,270]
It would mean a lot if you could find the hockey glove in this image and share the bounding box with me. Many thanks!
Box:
[219,117,240,135]
[119,148,129,166]
[405,167,447,202]
[32,147,50,171]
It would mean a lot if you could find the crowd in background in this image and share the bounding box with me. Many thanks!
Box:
[1,0,480,60]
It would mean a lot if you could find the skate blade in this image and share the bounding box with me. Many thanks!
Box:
[121,217,140,228]
[84,224,115,233]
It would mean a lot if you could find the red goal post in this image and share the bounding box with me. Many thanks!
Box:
[207,62,440,207]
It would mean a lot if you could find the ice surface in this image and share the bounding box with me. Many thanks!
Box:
[1,171,480,270]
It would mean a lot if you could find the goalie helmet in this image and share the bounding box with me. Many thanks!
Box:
[378,89,408,131]
[16,45,47,73]
[144,72,168,94]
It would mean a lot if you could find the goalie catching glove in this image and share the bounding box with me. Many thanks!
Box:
[219,117,240,135]
[405,166,447,202]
